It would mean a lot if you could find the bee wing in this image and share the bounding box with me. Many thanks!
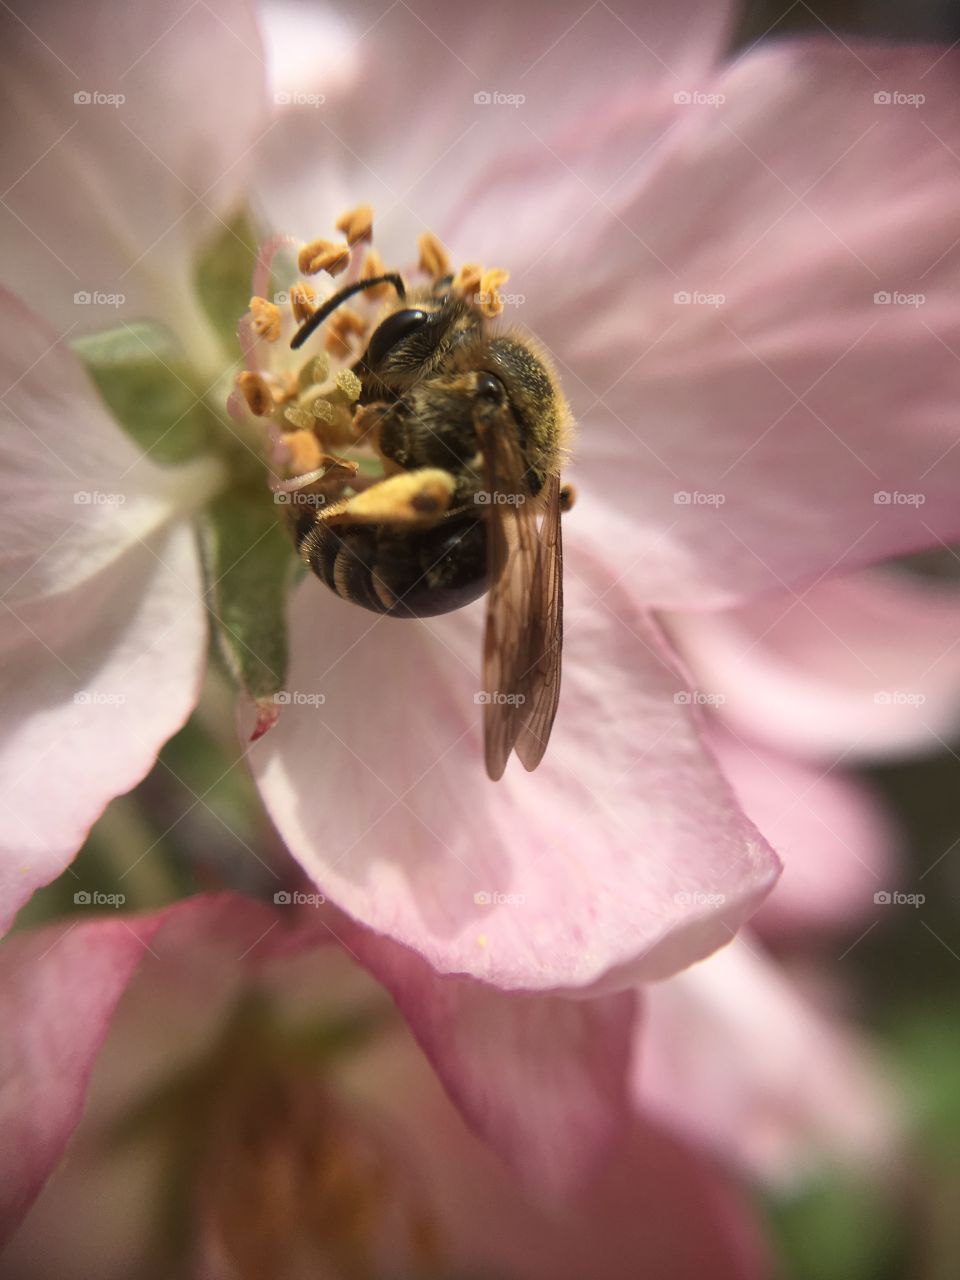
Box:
[480,428,564,780]
[514,471,563,773]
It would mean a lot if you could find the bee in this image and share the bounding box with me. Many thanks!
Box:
[287,271,572,780]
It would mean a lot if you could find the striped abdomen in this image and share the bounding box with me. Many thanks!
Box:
[294,510,488,618]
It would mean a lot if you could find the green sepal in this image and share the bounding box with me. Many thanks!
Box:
[74,322,221,464]
[199,487,297,702]
[193,208,261,349]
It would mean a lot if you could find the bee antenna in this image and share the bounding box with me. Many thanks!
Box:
[289,274,406,350]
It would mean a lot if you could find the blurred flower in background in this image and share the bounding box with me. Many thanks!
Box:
[3,0,960,1277]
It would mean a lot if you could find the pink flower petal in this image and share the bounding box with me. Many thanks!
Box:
[636,936,897,1184]
[0,912,165,1241]
[3,895,766,1279]
[485,42,960,606]
[254,0,736,261]
[353,1017,770,1280]
[0,895,327,1242]
[0,521,209,935]
[339,916,637,1197]
[0,289,221,603]
[706,728,895,936]
[250,546,780,992]
[667,568,960,761]
[0,0,267,343]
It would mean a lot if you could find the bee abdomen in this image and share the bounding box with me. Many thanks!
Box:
[295,511,488,618]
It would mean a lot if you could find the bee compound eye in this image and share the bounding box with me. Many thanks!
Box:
[475,372,505,404]
[364,308,430,368]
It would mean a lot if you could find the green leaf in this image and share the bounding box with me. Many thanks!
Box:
[766,1171,902,1280]
[200,488,296,702]
[193,209,261,350]
[74,322,220,464]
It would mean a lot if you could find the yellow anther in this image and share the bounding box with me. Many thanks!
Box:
[237,370,273,417]
[309,397,337,425]
[281,429,323,475]
[309,352,331,384]
[417,230,450,280]
[249,295,282,342]
[335,368,362,402]
[452,261,484,297]
[360,248,395,300]
[289,281,317,324]
[335,203,374,245]
[283,405,315,431]
[298,238,352,277]
[478,266,510,318]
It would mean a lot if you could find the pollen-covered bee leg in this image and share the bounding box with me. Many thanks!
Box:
[294,468,464,613]
[325,468,457,526]
[559,482,576,513]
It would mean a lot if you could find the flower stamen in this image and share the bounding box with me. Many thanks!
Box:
[298,238,352,277]
[235,207,511,510]
[289,281,317,324]
[249,295,282,342]
[335,201,374,246]
[417,229,450,280]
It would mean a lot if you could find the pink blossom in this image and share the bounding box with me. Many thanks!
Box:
[0,896,767,1279]
[243,0,960,987]
[0,293,221,933]
[0,0,953,1211]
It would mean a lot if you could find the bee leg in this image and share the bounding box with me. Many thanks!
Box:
[559,482,576,514]
[316,468,458,527]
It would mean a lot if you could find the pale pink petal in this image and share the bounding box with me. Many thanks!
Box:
[461,42,960,607]
[250,546,780,992]
[0,894,313,1242]
[0,289,221,603]
[253,0,737,262]
[636,936,897,1185]
[346,1016,768,1280]
[4,896,766,1279]
[0,0,267,345]
[667,568,960,762]
[339,916,637,1196]
[0,913,165,1241]
[0,521,209,935]
[706,728,896,936]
